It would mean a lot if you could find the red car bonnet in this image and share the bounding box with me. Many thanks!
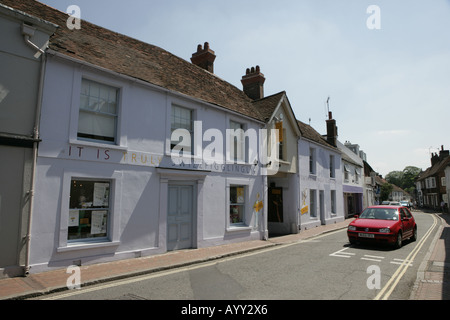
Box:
[350,218,399,229]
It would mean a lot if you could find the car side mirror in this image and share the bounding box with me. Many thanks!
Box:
[354,215,359,219]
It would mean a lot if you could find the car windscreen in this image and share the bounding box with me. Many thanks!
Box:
[359,208,398,220]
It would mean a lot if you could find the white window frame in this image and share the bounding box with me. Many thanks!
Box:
[309,147,316,175]
[57,169,122,252]
[355,168,360,184]
[344,164,350,182]
[310,189,317,218]
[68,178,111,242]
[431,177,436,188]
[330,155,335,178]
[77,78,119,144]
[171,104,194,155]
[228,120,246,163]
[68,72,128,150]
[331,190,336,214]
[226,178,252,232]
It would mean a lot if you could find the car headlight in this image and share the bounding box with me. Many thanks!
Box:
[379,228,390,233]
[348,226,357,231]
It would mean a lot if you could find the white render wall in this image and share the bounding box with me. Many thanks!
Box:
[29,54,266,273]
[298,138,344,230]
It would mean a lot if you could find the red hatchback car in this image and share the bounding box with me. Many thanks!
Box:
[347,206,417,248]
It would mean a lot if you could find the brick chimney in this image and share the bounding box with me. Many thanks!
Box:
[439,145,449,159]
[326,111,338,147]
[241,66,265,100]
[191,42,216,73]
[431,152,440,166]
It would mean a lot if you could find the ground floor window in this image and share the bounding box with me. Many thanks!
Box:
[69,179,110,241]
[310,189,317,217]
[331,190,336,214]
[230,185,245,224]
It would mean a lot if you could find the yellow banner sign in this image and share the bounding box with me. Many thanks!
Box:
[275,121,283,142]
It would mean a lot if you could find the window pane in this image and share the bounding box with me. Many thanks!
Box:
[78,111,116,142]
[230,205,244,224]
[69,180,110,241]
[230,121,244,161]
[230,186,245,224]
[310,190,316,217]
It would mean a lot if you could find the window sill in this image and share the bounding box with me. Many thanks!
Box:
[226,225,252,233]
[69,139,128,151]
[57,240,120,252]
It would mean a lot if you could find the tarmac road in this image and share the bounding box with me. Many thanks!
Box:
[37,211,438,301]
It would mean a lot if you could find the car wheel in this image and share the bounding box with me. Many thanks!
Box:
[394,232,402,249]
[411,226,417,242]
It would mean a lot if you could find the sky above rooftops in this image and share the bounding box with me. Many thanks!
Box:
[39,0,450,176]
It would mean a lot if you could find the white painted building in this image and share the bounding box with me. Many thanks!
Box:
[11,1,272,273]
[338,141,364,217]
[297,113,344,230]
[252,91,302,235]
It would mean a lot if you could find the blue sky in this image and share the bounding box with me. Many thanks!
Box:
[40,0,450,176]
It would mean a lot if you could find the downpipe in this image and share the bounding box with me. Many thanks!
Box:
[22,27,47,276]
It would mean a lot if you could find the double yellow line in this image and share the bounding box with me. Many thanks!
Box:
[374,214,439,300]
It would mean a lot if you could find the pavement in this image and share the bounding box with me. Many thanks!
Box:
[409,212,450,300]
[0,211,448,300]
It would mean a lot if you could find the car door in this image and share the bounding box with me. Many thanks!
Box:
[400,208,413,238]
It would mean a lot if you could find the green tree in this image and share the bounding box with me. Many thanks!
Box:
[402,166,421,189]
[380,183,394,202]
[385,171,402,188]
[385,166,421,191]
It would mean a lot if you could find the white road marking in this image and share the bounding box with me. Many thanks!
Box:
[329,247,355,258]
[374,214,438,300]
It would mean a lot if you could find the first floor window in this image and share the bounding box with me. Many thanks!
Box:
[230,185,245,224]
[309,148,316,174]
[330,155,335,178]
[171,105,193,154]
[229,121,245,162]
[69,179,111,241]
[78,79,119,144]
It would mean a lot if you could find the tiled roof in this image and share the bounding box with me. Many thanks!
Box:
[1,0,264,121]
[297,120,337,151]
[251,91,286,121]
[417,156,450,181]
